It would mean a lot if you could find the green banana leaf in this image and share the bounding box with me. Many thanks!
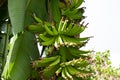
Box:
[8,0,27,34]
[2,31,39,80]
[2,0,48,80]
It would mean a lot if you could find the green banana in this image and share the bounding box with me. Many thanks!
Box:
[33,13,43,23]
[67,66,80,75]
[41,37,55,46]
[62,8,77,15]
[64,24,84,36]
[56,67,62,76]
[58,17,64,33]
[79,26,86,33]
[69,8,84,20]
[62,68,68,80]
[58,36,64,45]
[66,24,79,36]
[44,24,54,36]
[49,56,60,66]
[62,9,81,20]
[74,60,89,68]
[70,13,82,20]
[74,0,84,9]
[64,23,73,34]
[39,34,50,42]
[68,49,89,58]
[68,36,86,45]
[54,36,60,49]
[54,35,64,48]
[61,8,70,15]
[68,47,90,55]
[79,37,91,41]
[52,25,58,35]
[27,24,45,33]
[64,67,73,80]
[34,56,59,68]
[70,0,84,9]
[61,36,81,46]
[61,19,69,32]
[65,25,86,36]
[61,35,69,45]
[43,56,60,78]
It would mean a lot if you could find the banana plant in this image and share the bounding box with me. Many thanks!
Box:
[1,0,119,80]
[0,0,94,80]
[28,0,94,80]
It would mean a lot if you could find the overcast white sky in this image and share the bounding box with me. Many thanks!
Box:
[81,0,120,67]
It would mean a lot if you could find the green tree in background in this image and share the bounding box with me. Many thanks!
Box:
[93,51,120,80]
[0,0,120,80]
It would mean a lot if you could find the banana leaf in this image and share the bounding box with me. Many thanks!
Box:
[2,0,48,80]
[2,31,39,80]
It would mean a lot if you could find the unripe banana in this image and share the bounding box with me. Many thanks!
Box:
[65,9,78,16]
[64,23,73,34]
[74,0,84,9]
[61,36,78,45]
[79,37,92,41]
[58,17,64,32]
[64,67,73,80]
[52,25,58,35]
[41,37,55,46]
[44,24,54,36]
[49,56,60,66]
[61,19,68,32]
[68,47,90,55]
[66,24,78,36]
[61,8,70,15]
[43,56,60,78]
[67,66,80,75]
[62,68,68,80]
[39,34,50,42]
[61,35,69,45]
[27,24,45,33]
[71,0,84,9]
[58,36,64,45]
[56,67,62,76]
[34,56,59,68]
[33,13,43,23]
[54,36,60,49]
[79,26,86,33]
[66,25,86,36]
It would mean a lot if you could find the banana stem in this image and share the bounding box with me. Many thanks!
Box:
[2,20,10,69]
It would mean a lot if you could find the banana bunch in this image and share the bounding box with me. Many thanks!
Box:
[32,49,92,79]
[59,46,92,61]
[60,0,85,20]
[28,0,94,79]
[27,13,45,33]
[55,58,93,80]
[30,15,90,48]
[33,56,60,78]
[58,17,86,35]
